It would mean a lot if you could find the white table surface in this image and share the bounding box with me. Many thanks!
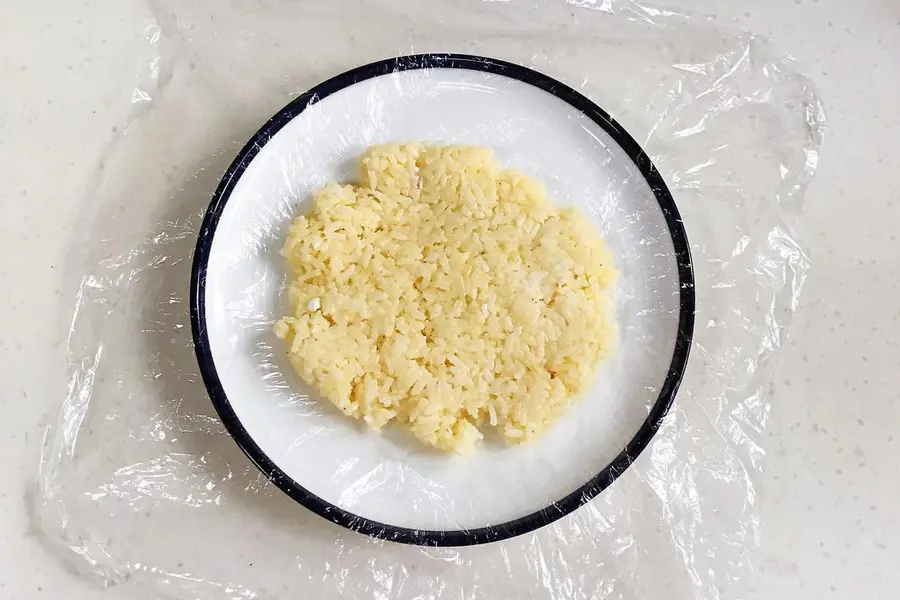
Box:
[1,0,898,598]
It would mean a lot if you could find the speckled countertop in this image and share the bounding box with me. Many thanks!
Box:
[1,0,898,598]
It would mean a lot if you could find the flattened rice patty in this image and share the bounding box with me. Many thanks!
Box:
[275,143,617,453]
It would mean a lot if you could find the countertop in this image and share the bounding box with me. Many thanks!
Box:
[1,0,898,598]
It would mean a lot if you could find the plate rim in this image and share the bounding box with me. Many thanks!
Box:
[190,52,696,547]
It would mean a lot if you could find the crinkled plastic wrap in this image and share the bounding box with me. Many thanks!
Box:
[36,1,824,598]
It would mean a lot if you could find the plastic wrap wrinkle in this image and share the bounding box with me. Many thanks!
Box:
[36,0,824,598]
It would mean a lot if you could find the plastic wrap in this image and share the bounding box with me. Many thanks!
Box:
[36,1,824,598]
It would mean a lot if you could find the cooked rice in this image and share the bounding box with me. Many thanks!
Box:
[275,143,617,453]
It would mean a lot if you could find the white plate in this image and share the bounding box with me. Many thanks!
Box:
[190,54,694,546]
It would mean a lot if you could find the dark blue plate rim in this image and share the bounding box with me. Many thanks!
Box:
[189,53,695,547]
